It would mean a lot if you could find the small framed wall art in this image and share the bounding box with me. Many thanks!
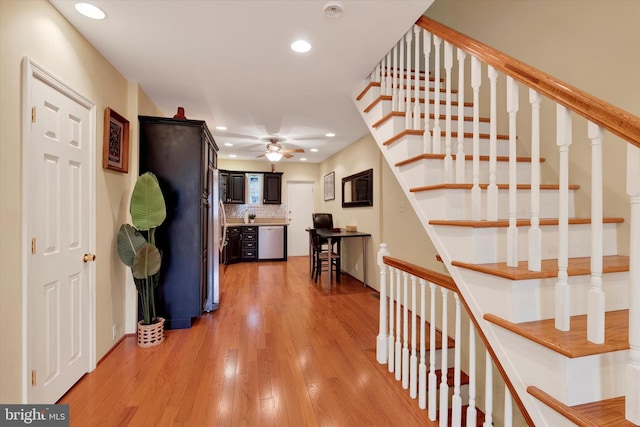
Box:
[103,107,130,173]
[323,171,335,201]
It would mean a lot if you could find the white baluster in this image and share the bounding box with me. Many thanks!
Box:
[486,65,499,221]
[555,104,572,331]
[432,36,442,154]
[451,293,463,426]
[405,30,413,129]
[419,278,427,409]
[528,90,542,271]
[443,41,454,183]
[376,244,390,363]
[422,29,432,154]
[413,25,421,130]
[410,274,418,398]
[385,52,392,97]
[506,77,519,267]
[398,37,405,113]
[587,122,605,344]
[626,144,640,424]
[466,321,477,427]
[402,271,410,389]
[392,42,399,111]
[380,55,387,96]
[504,385,513,427]
[428,282,437,421]
[483,351,493,427]
[439,288,449,427]
[456,48,467,183]
[388,265,395,373]
[395,268,402,380]
[471,56,482,220]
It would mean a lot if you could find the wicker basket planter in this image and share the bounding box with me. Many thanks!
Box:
[137,317,165,348]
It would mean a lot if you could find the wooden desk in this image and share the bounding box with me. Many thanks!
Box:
[315,229,371,289]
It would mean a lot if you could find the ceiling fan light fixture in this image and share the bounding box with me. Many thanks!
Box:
[265,151,283,162]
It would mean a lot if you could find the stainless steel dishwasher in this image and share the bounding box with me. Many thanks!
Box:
[258,226,285,260]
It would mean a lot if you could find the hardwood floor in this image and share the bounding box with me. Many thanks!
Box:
[59,256,436,426]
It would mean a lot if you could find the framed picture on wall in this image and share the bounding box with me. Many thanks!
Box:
[323,171,335,201]
[102,107,130,173]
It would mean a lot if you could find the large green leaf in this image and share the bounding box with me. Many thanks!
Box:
[130,172,166,231]
[116,224,146,267]
[132,243,161,279]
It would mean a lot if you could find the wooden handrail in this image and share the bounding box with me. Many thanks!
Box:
[417,16,640,149]
[382,255,535,426]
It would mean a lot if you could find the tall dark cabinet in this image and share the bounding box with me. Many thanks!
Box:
[138,116,218,329]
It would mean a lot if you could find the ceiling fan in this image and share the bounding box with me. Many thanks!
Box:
[257,137,304,161]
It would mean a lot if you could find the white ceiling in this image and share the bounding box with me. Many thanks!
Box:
[50,0,432,163]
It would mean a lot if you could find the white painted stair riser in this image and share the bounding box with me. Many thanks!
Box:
[457,268,630,323]
[374,113,491,141]
[414,187,575,220]
[432,222,619,264]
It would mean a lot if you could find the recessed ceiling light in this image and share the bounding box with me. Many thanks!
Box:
[215,126,227,131]
[325,132,335,137]
[323,1,344,18]
[300,158,307,161]
[75,2,106,19]
[291,40,311,53]
[229,154,237,158]
[224,143,233,147]
[310,148,319,152]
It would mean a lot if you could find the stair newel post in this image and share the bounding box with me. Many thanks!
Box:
[455,48,467,183]
[471,56,482,220]
[587,122,605,344]
[444,41,454,183]
[439,288,450,427]
[428,282,438,421]
[418,278,428,409]
[432,35,443,154]
[410,274,418,398]
[402,271,410,389]
[506,76,519,267]
[486,65,499,221]
[398,36,405,113]
[451,293,463,427]
[413,25,421,131]
[555,104,572,331]
[504,386,513,427]
[392,43,399,112]
[466,321,477,427]
[483,352,494,427]
[395,268,402,380]
[376,244,390,363]
[388,265,395,373]
[528,89,542,271]
[422,29,432,154]
[626,143,640,425]
[405,30,413,130]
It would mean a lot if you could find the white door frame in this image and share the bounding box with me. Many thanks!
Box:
[21,57,97,403]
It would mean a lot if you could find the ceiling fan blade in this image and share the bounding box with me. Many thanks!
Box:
[282,153,294,159]
[256,153,266,158]
[281,148,304,153]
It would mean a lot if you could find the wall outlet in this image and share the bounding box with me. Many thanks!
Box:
[112,324,118,341]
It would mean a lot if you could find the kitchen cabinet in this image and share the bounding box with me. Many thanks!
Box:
[224,226,242,264]
[241,226,258,261]
[219,170,245,204]
[263,173,282,204]
[139,116,218,329]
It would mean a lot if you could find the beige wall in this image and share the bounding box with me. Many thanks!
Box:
[0,0,163,402]
[426,0,640,255]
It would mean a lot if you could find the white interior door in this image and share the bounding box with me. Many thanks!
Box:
[25,59,95,403]
[286,181,314,256]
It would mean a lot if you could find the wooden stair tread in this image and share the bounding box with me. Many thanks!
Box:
[429,217,624,228]
[382,128,509,146]
[373,111,489,128]
[434,367,470,386]
[356,81,452,102]
[528,386,635,427]
[398,154,545,167]
[364,95,472,113]
[484,310,629,358]
[452,255,630,280]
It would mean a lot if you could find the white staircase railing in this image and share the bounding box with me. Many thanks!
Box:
[358,15,640,426]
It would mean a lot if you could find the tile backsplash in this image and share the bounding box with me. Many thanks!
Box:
[224,203,287,220]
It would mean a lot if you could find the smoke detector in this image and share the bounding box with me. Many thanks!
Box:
[323,1,343,18]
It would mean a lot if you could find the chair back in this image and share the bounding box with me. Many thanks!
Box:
[312,213,333,230]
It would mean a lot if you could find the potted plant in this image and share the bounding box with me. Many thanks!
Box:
[117,172,167,347]
[248,213,256,223]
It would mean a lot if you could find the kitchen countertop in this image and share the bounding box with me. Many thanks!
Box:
[226,220,289,227]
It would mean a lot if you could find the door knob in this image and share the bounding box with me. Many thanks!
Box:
[83,253,96,263]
